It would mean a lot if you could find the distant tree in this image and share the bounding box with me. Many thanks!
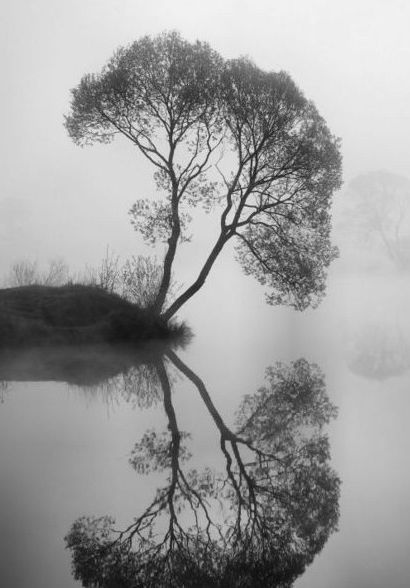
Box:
[65,31,342,320]
[348,321,410,380]
[65,354,340,587]
[338,171,410,270]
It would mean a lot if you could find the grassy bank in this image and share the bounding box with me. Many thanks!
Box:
[0,284,181,347]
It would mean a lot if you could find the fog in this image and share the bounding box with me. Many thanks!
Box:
[1,2,410,588]
[2,0,410,280]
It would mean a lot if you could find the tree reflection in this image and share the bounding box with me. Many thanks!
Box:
[0,380,8,403]
[65,352,340,587]
[0,343,167,409]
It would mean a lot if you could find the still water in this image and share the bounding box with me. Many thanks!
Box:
[1,267,410,587]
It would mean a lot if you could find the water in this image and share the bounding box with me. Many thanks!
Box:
[1,267,410,587]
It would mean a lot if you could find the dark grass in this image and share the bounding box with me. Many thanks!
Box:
[0,284,186,347]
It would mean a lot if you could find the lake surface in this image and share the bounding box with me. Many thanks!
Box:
[1,266,410,587]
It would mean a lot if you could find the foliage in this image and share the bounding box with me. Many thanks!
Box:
[130,429,192,474]
[1,251,189,346]
[236,358,337,440]
[74,250,179,311]
[120,255,180,310]
[65,31,342,318]
[5,249,177,312]
[74,247,122,293]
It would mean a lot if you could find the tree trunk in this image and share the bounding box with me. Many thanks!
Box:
[166,350,235,440]
[152,229,179,315]
[152,181,180,315]
[162,232,230,321]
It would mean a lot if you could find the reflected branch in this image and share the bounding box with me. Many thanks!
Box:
[66,351,340,587]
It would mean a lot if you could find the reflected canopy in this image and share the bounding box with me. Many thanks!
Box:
[52,345,342,588]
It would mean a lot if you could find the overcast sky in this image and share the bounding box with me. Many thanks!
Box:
[2,6,410,586]
[1,0,410,276]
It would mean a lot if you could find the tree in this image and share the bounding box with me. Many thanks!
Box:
[65,31,342,319]
[337,171,410,270]
[347,321,410,380]
[65,352,340,587]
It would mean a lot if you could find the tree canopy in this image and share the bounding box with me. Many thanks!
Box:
[65,31,342,319]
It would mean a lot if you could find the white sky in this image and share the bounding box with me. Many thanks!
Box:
[1,0,410,275]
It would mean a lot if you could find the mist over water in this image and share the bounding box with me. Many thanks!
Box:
[1,257,410,586]
[2,1,410,586]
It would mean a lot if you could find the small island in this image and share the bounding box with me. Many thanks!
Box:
[0,284,179,347]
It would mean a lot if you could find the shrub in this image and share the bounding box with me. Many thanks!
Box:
[6,258,69,287]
